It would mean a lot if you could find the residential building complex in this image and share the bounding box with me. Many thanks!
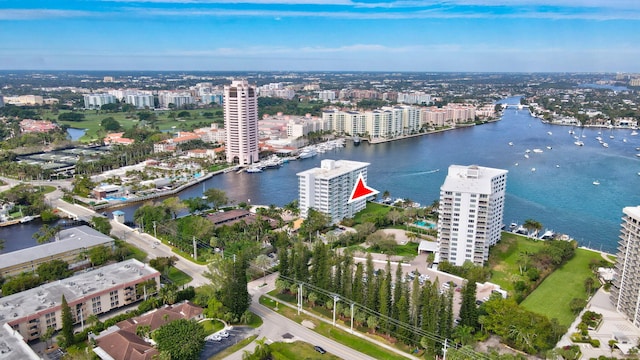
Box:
[0,259,160,345]
[0,225,115,278]
[224,80,259,165]
[322,104,478,140]
[84,93,116,110]
[611,206,640,327]
[437,165,508,266]
[125,93,155,109]
[297,159,370,224]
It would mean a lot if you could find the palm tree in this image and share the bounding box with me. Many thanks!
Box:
[253,254,271,285]
[523,218,543,237]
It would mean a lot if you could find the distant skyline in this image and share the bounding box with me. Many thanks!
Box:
[1,0,639,72]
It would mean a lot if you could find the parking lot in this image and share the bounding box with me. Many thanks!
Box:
[199,326,254,360]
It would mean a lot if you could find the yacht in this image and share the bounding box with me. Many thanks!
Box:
[524,154,529,159]
[246,167,263,173]
[574,140,584,146]
[602,142,609,148]
[298,147,318,159]
[525,149,531,153]
[547,131,553,135]
[531,168,536,172]
[508,142,514,146]
[546,146,552,150]
[20,215,35,223]
[533,148,543,153]
[592,180,600,186]
[632,130,639,136]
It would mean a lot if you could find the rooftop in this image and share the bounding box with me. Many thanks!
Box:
[0,259,159,326]
[441,164,508,194]
[296,159,369,180]
[0,225,115,272]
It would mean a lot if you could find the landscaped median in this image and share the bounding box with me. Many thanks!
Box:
[258,294,417,360]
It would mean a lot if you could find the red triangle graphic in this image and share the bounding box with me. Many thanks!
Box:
[349,174,379,203]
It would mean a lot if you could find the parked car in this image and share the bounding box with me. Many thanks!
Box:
[314,346,326,354]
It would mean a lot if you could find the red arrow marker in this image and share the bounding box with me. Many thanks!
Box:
[348,174,379,203]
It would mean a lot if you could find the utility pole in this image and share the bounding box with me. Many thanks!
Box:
[193,236,197,261]
[297,283,303,315]
[332,295,339,326]
[153,221,157,239]
[442,339,448,360]
[350,303,355,333]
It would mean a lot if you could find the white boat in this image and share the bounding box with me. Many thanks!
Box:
[568,128,575,135]
[514,162,519,166]
[524,154,529,159]
[508,142,514,146]
[546,146,552,150]
[636,154,640,157]
[556,164,560,168]
[539,230,555,240]
[547,131,553,135]
[531,168,536,172]
[246,167,263,173]
[298,147,318,159]
[596,136,602,141]
[20,215,34,223]
[533,149,543,153]
[632,131,638,136]
[593,180,600,186]
[525,149,531,153]
[574,140,584,146]
[623,138,628,143]
[602,143,609,148]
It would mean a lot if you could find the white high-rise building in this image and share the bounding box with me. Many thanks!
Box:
[0,94,4,108]
[125,93,155,109]
[224,80,259,165]
[297,159,369,224]
[611,206,640,327]
[437,165,508,266]
[83,94,116,110]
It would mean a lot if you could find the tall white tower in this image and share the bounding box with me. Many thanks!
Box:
[611,206,640,327]
[224,80,259,165]
[437,165,508,266]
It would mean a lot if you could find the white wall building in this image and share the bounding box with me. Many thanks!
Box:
[224,80,259,165]
[611,206,640,327]
[297,159,370,224]
[125,93,154,109]
[83,94,116,110]
[0,94,4,108]
[437,165,508,266]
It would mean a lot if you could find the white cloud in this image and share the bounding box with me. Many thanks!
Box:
[0,9,95,20]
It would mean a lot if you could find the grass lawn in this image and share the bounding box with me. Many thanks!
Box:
[208,335,257,360]
[166,266,193,286]
[260,295,408,360]
[366,241,418,257]
[270,341,342,360]
[200,319,225,335]
[44,109,221,142]
[124,243,147,262]
[520,248,602,327]
[488,232,548,291]
[351,202,392,225]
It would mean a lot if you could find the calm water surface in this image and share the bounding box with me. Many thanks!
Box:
[6,97,639,254]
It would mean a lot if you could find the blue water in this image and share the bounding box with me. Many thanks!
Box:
[108,96,640,253]
[66,128,87,140]
[414,220,435,229]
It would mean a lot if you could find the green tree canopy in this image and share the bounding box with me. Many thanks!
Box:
[152,319,205,360]
[37,260,72,282]
[91,216,112,235]
[204,188,229,210]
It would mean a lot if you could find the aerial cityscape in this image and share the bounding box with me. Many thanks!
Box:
[2,1,640,360]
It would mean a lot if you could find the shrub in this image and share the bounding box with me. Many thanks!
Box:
[590,339,600,347]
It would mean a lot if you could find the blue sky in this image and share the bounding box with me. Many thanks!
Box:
[0,0,639,72]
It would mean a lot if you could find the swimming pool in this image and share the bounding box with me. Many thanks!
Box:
[414,220,435,229]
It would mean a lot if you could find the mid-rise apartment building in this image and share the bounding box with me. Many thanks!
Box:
[611,206,640,327]
[125,93,155,109]
[84,93,116,110]
[224,80,259,165]
[0,259,160,343]
[297,159,370,224]
[437,165,508,266]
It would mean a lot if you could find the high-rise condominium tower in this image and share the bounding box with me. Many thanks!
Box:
[224,80,258,165]
[437,165,508,266]
[611,206,640,327]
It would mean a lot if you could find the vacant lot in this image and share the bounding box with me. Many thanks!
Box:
[488,232,547,291]
[520,248,602,326]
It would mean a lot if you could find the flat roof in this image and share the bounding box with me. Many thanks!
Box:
[441,164,508,194]
[0,225,114,271]
[0,259,159,325]
[296,159,369,180]
[0,323,39,360]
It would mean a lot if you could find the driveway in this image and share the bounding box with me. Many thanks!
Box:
[199,326,255,360]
